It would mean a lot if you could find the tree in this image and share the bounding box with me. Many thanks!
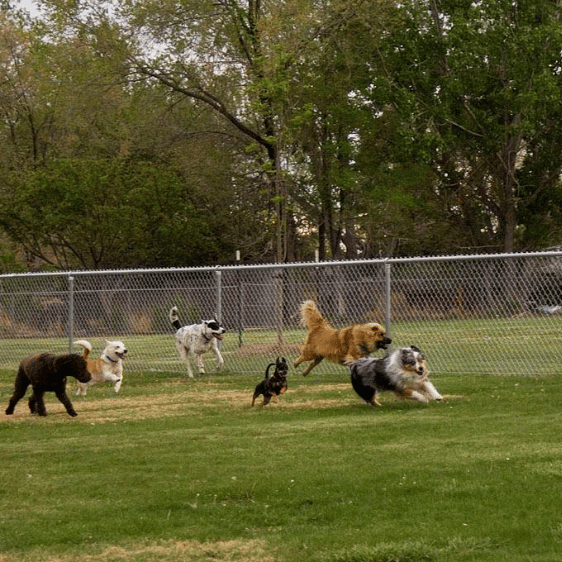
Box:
[0,5,276,268]
[99,0,389,261]
[368,0,562,253]
[0,159,217,269]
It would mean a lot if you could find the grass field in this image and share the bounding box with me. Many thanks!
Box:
[2,360,562,562]
[1,314,562,377]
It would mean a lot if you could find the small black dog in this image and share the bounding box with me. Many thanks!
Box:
[252,357,289,406]
[5,352,92,417]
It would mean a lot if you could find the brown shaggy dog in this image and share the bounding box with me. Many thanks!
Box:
[5,353,91,417]
[293,300,392,376]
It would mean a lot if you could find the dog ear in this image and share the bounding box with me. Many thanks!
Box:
[410,345,421,353]
[400,348,415,365]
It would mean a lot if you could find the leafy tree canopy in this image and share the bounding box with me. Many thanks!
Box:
[0,159,217,269]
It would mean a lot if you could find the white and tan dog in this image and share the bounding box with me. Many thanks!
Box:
[73,339,128,396]
[170,306,225,377]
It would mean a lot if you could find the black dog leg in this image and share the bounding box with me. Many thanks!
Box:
[29,389,48,416]
[5,373,30,415]
[54,388,78,417]
[6,388,28,415]
[6,391,26,415]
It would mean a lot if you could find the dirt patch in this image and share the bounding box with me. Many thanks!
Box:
[0,381,462,425]
[0,393,186,425]
[0,538,275,562]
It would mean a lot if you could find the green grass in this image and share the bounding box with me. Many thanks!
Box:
[2,315,562,377]
[2,367,562,561]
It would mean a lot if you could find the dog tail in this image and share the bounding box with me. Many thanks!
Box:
[299,300,330,329]
[170,306,182,331]
[73,340,92,360]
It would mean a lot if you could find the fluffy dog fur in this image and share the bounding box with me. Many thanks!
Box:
[294,300,392,376]
[170,306,226,377]
[74,339,128,396]
[252,357,289,406]
[5,352,91,417]
[349,346,443,406]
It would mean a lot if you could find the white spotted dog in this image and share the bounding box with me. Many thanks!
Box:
[170,306,226,378]
[349,346,443,407]
[74,340,128,396]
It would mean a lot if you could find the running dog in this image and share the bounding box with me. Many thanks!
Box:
[74,339,128,396]
[294,300,392,376]
[5,352,91,417]
[170,306,226,377]
[252,357,289,406]
[349,346,443,406]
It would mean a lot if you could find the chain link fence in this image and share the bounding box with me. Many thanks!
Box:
[0,251,561,378]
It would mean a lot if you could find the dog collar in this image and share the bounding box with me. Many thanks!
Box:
[104,355,119,364]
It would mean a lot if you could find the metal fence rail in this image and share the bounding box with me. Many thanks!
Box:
[0,251,561,378]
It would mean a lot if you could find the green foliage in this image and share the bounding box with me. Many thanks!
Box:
[1,0,562,266]
[0,159,216,269]
[365,0,562,252]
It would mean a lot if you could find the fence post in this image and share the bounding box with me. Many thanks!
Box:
[384,261,392,339]
[215,269,223,352]
[215,269,222,321]
[236,253,244,348]
[275,268,284,345]
[67,275,75,353]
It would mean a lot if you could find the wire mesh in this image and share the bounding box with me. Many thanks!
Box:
[0,252,560,378]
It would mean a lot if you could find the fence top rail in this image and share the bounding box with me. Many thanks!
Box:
[1,250,562,280]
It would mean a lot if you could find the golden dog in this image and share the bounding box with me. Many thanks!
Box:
[293,300,392,376]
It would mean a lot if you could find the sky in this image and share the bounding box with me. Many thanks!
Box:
[15,0,40,16]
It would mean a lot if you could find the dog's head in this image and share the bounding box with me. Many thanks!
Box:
[104,340,128,361]
[202,317,226,341]
[269,357,288,394]
[399,346,427,377]
[266,357,288,380]
[355,322,392,353]
[58,355,92,383]
[275,356,289,377]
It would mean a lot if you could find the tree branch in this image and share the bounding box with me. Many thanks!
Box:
[132,59,275,152]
